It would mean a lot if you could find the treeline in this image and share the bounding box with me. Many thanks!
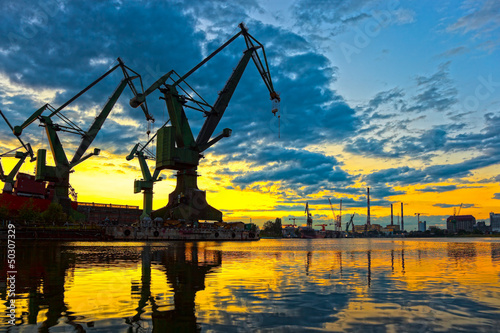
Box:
[0,199,73,226]
[260,218,283,238]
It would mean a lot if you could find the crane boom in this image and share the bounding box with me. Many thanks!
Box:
[196,23,279,147]
[70,78,129,165]
[196,48,254,147]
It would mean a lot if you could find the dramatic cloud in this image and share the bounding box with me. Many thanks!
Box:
[417,185,457,193]
[291,0,415,38]
[0,0,499,221]
[220,146,353,197]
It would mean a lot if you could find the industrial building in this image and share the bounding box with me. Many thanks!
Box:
[490,213,500,232]
[382,224,400,233]
[354,224,381,233]
[446,215,476,233]
[77,202,141,225]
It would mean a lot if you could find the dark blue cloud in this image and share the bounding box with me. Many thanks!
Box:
[366,88,405,112]
[363,166,426,185]
[0,0,364,203]
[0,0,209,154]
[417,185,457,193]
[405,62,458,113]
[221,147,353,196]
[494,193,500,200]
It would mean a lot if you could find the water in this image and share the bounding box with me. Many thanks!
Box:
[1,238,500,332]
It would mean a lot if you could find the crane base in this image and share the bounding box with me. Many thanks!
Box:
[151,169,222,222]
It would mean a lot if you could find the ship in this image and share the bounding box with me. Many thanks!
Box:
[106,223,259,241]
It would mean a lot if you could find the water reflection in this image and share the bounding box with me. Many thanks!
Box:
[491,243,500,261]
[1,242,222,332]
[1,239,500,332]
[448,242,477,261]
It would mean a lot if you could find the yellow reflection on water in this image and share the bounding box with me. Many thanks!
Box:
[1,239,500,331]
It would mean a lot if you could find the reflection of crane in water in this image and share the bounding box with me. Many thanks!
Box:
[2,244,85,332]
[367,251,371,287]
[129,243,222,332]
[390,248,406,275]
[305,251,312,276]
[391,249,394,272]
[402,249,405,275]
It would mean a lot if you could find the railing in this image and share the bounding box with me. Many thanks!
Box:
[77,202,139,209]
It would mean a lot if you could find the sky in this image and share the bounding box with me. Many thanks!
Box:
[0,0,499,230]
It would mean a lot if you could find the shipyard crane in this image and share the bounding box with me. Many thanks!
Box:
[11,58,154,213]
[315,224,329,232]
[126,131,166,219]
[0,145,34,193]
[288,217,305,227]
[415,212,422,223]
[305,202,313,228]
[128,23,280,222]
[345,213,355,233]
[328,198,342,231]
[0,109,36,193]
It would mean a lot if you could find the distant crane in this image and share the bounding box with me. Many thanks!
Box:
[415,212,422,224]
[305,202,313,228]
[453,203,463,216]
[345,213,355,233]
[328,198,341,231]
[288,217,305,227]
[315,224,328,231]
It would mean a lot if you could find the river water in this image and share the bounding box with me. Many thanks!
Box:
[1,238,500,332]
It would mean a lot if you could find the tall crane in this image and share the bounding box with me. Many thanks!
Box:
[11,58,154,213]
[128,23,280,222]
[0,109,36,193]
